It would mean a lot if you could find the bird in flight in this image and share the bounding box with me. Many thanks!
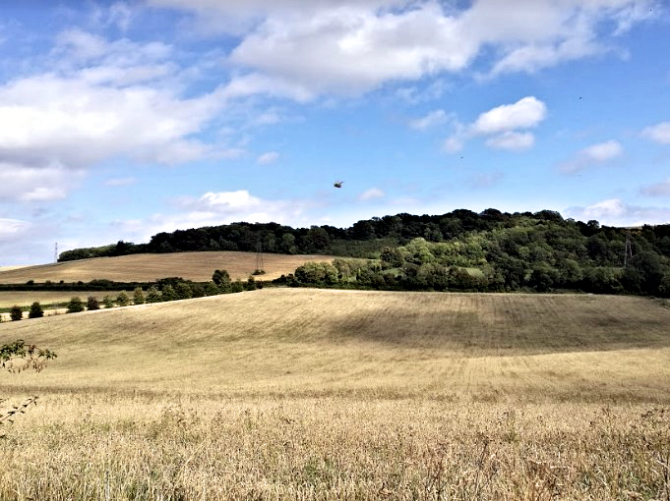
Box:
[333,181,343,188]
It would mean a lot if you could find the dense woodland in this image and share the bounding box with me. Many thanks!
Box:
[58,209,670,296]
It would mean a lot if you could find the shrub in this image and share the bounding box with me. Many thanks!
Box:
[67,297,84,313]
[213,269,232,293]
[116,291,130,307]
[175,282,192,300]
[246,276,257,291]
[102,295,114,309]
[28,302,44,318]
[191,283,205,298]
[133,287,146,305]
[161,285,176,301]
[231,279,244,293]
[203,282,219,296]
[87,296,100,310]
[146,286,161,303]
[10,305,23,321]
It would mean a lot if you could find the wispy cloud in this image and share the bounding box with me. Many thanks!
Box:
[257,151,279,164]
[558,140,623,174]
[359,187,385,201]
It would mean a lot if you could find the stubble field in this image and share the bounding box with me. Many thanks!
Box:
[0,251,335,284]
[1,289,669,500]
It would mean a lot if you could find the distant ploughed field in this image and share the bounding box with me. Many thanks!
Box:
[0,251,335,283]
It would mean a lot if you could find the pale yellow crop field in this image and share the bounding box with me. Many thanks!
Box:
[0,251,334,284]
[1,289,669,500]
[0,290,121,309]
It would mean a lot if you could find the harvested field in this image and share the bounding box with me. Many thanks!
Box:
[1,289,669,499]
[0,251,334,284]
[0,290,120,309]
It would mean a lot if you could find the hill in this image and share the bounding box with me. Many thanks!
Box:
[0,251,334,284]
[2,289,670,499]
[3,288,669,401]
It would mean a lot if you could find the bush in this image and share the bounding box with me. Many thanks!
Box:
[231,279,244,293]
[203,282,219,296]
[10,305,23,321]
[87,296,100,310]
[67,297,84,313]
[245,276,257,291]
[213,269,232,293]
[146,286,161,303]
[133,287,146,305]
[161,285,176,301]
[28,302,44,319]
[175,283,192,300]
[116,291,130,307]
[191,283,205,298]
[102,295,114,309]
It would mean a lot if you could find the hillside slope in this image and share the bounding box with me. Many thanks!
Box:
[0,251,334,284]
[2,289,669,403]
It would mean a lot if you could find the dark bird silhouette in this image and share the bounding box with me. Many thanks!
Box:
[334,181,343,188]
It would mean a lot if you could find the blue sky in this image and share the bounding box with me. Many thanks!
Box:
[1,0,670,265]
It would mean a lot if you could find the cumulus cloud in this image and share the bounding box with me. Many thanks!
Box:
[408,109,448,130]
[641,122,670,144]
[257,151,279,164]
[558,140,623,174]
[359,187,385,201]
[484,131,535,151]
[566,198,670,226]
[471,97,547,135]
[113,189,316,242]
[150,0,658,96]
[0,29,238,202]
[444,96,546,153]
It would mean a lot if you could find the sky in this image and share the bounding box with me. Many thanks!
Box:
[1,0,670,265]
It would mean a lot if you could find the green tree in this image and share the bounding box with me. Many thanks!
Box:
[28,302,44,319]
[67,297,84,313]
[191,283,205,298]
[203,282,219,296]
[245,276,257,291]
[175,282,193,300]
[212,269,232,292]
[87,296,100,310]
[146,286,162,303]
[116,291,130,307]
[133,287,146,305]
[161,284,177,301]
[231,279,244,293]
[102,295,114,309]
[10,305,23,321]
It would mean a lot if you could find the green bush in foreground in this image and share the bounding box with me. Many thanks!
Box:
[28,302,44,319]
[66,297,84,314]
[10,305,23,321]
[87,296,100,311]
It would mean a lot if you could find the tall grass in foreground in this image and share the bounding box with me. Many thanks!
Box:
[1,396,669,500]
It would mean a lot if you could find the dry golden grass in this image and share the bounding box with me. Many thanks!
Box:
[0,266,29,272]
[1,289,670,499]
[0,290,121,309]
[0,251,335,284]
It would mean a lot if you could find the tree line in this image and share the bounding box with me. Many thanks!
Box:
[1,271,260,321]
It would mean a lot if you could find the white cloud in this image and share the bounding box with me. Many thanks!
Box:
[0,29,239,202]
[640,178,670,197]
[359,187,385,200]
[485,131,535,151]
[104,176,137,187]
[641,122,670,144]
[0,218,31,240]
[444,96,546,153]
[558,140,623,173]
[257,151,279,164]
[471,97,547,135]
[408,109,448,130]
[114,189,316,242]
[149,0,658,96]
[566,198,670,226]
[0,162,80,203]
